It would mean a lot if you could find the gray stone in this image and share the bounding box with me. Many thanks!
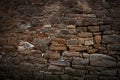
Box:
[76,27,87,32]
[34,71,44,80]
[61,75,69,80]
[90,54,116,67]
[108,44,120,51]
[65,67,85,76]
[100,25,111,31]
[85,75,98,80]
[50,60,70,67]
[77,32,93,38]
[44,75,61,80]
[100,69,117,76]
[99,76,119,80]
[48,65,63,72]
[70,76,84,80]
[72,57,89,65]
[88,26,99,32]
[67,39,79,46]
[83,18,103,26]
[102,35,120,44]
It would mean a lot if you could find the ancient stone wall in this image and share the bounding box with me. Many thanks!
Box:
[0,0,120,80]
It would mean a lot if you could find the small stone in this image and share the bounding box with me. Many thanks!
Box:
[88,49,98,53]
[69,46,87,51]
[78,32,93,38]
[76,27,87,32]
[72,57,89,65]
[43,24,52,28]
[67,39,79,46]
[17,41,35,51]
[94,35,101,44]
[48,65,63,72]
[78,38,85,45]
[50,60,70,67]
[88,26,99,32]
[108,44,120,51]
[50,44,67,51]
[66,25,75,29]
[62,51,80,57]
[44,50,61,59]
[84,14,96,18]
[85,38,94,46]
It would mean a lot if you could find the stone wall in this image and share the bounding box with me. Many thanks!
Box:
[0,0,120,80]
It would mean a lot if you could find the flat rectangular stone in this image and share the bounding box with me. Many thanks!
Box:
[69,46,87,51]
[88,26,99,32]
[108,44,120,51]
[67,39,79,46]
[85,38,94,46]
[50,44,67,51]
[100,25,111,31]
[102,35,120,44]
[77,32,93,38]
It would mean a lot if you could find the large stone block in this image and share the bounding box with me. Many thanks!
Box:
[102,35,120,44]
[108,44,120,51]
[90,54,116,67]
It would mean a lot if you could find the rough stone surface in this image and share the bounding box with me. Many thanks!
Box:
[0,0,120,80]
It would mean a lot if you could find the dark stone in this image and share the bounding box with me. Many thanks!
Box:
[100,25,111,31]
[90,54,116,67]
[102,35,120,44]
[108,44,120,51]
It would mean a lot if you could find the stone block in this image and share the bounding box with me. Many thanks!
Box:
[72,57,89,65]
[100,69,117,76]
[48,65,63,72]
[99,76,119,80]
[102,35,120,44]
[100,25,111,31]
[66,25,76,29]
[90,54,116,67]
[88,26,99,32]
[67,39,79,46]
[76,27,87,32]
[94,35,101,44]
[50,44,67,51]
[65,67,85,76]
[108,44,120,51]
[69,46,87,51]
[50,60,70,67]
[85,38,94,46]
[77,32,93,38]
[44,50,61,59]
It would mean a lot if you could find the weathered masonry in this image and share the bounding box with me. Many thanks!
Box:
[0,0,120,80]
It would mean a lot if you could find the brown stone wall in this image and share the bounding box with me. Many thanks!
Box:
[0,0,120,80]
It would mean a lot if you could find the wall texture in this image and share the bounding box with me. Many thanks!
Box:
[0,0,120,80]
